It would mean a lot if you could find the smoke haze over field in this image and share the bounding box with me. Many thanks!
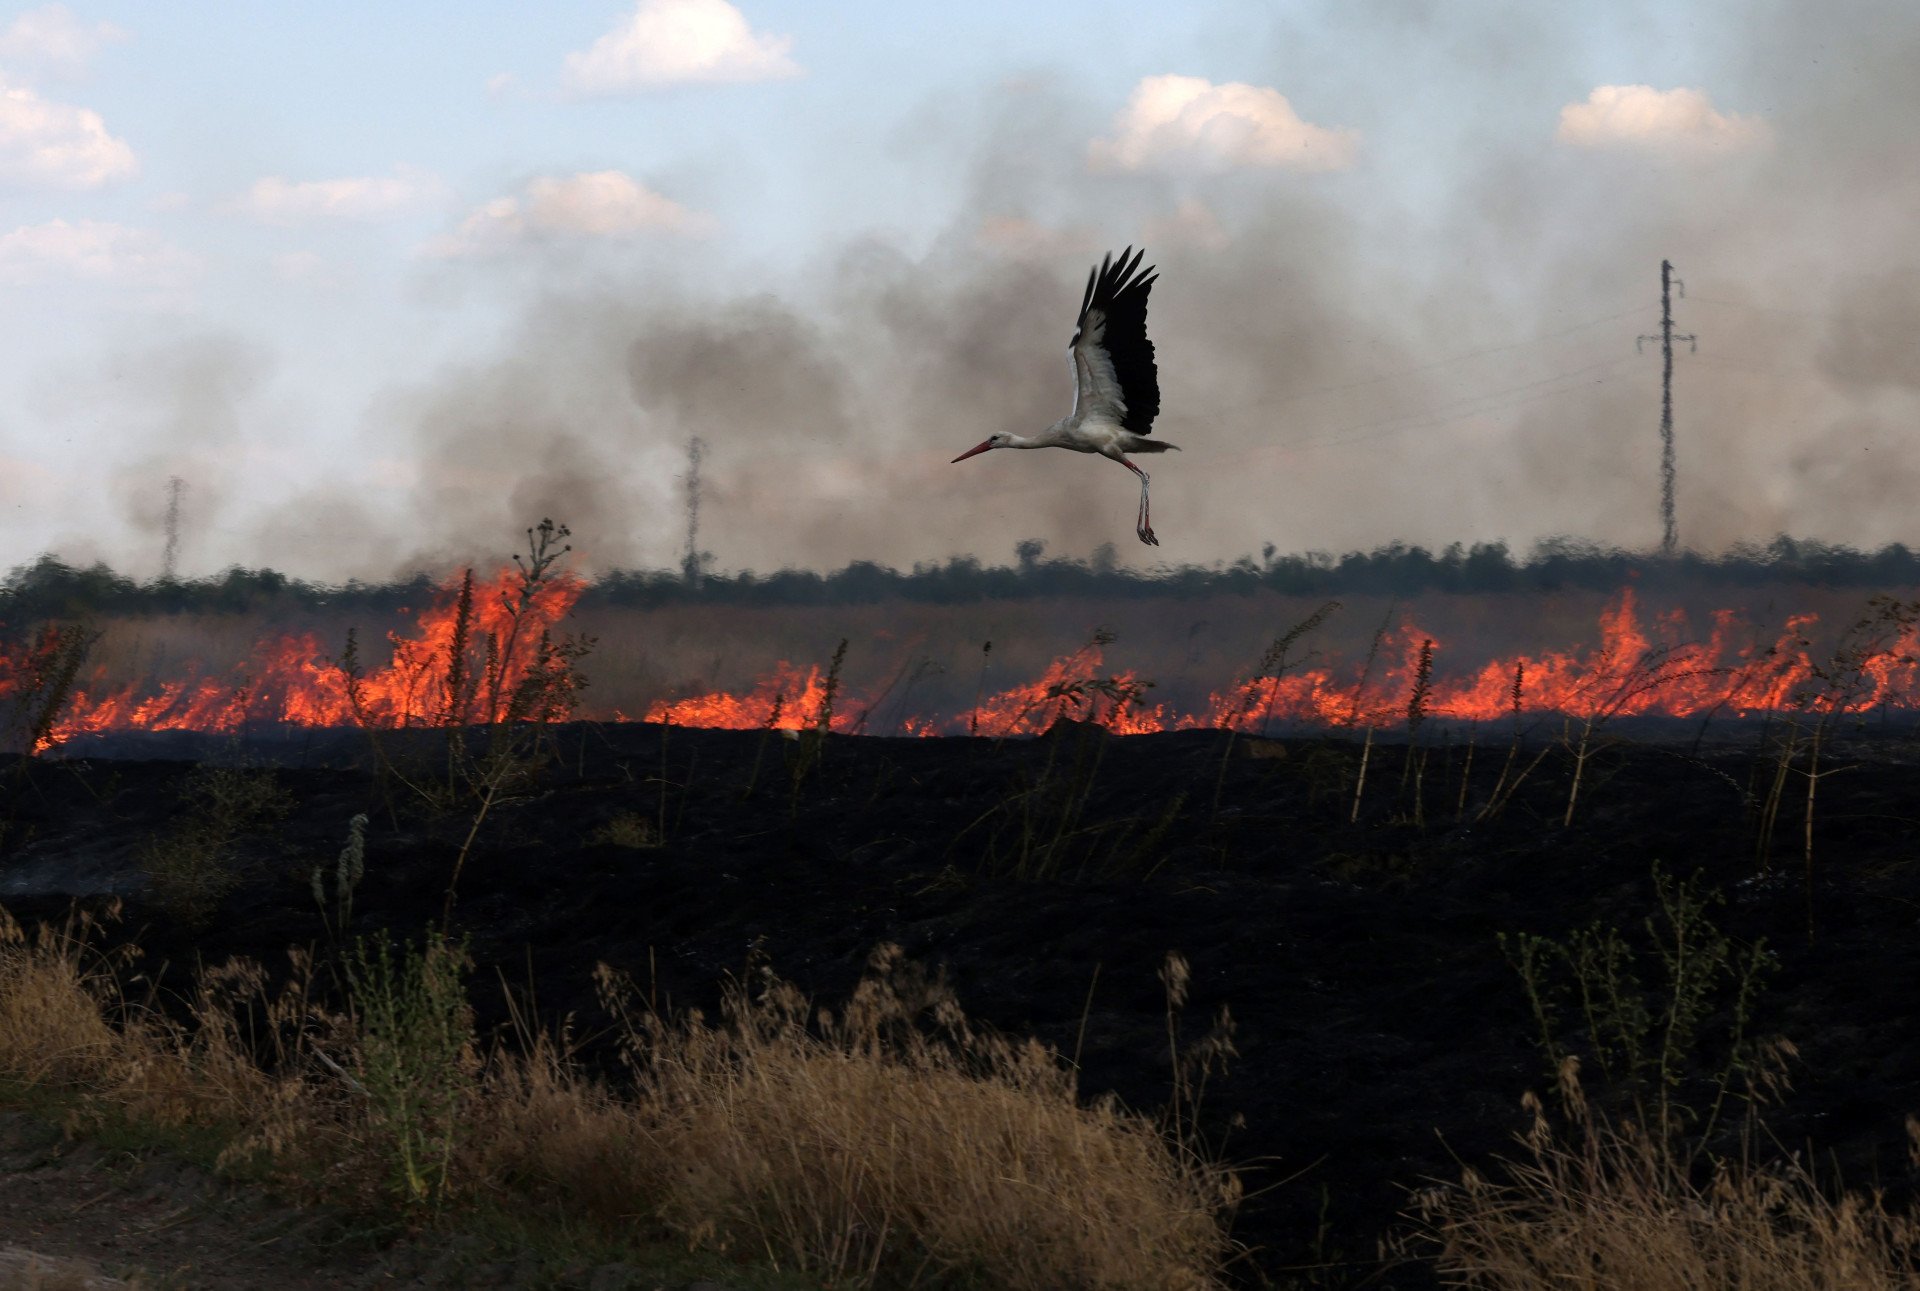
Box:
[4,1,1920,581]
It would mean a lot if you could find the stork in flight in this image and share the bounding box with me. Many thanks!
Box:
[951,246,1175,545]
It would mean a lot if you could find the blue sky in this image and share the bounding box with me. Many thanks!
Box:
[1,1,1914,580]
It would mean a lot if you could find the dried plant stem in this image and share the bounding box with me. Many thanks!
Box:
[1211,602,1340,822]
[440,569,476,787]
[1404,638,1435,826]
[1351,726,1374,824]
[1481,733,1547,826]
[1563,716,1598,828]
[658,717,671,843]
[1803,722,1820,900]
[1795,725,1855,943]
[1456,725,1476,822]
[742,692,785,799]
[1756,719,1798,871]
[1481,740,1519,821]
[969,640,992,738]
[444,775,502,923]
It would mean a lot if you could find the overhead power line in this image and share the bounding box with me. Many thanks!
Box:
[1266,301,1658,408]
[1177,299,1659,429]
[1193,355,1637,464]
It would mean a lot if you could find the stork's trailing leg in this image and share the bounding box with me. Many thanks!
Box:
[1122,458,1158,546]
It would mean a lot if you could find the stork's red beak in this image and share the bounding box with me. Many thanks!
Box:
[951,440,994,463]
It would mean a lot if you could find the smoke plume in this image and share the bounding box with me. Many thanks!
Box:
[139,1,1920,580]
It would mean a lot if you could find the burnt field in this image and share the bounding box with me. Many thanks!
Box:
[4,716,1919,1287]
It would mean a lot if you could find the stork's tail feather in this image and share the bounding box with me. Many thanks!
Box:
[1129,440,1180,453]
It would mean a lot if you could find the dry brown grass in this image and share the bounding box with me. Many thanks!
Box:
[586,811,662,849]
[0,904,333,1171]
[471,944,1240,1289]
[0,909,1239,1289]
[0,909,125,1091]
[1412,1062,1920,1290]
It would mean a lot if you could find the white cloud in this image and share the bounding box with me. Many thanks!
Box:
[425,171,712,257]
[1089,74,1359,174]
[0,5,127,78]
[428,196,518,257]
[0,75,135,188]
[1556,85,1768,151]
[485,71,520,100]
[1144,198,1229,250]
[0,218,197,286]
[521,171,706,234]
[237,165,445,223]
[562,0,799,95]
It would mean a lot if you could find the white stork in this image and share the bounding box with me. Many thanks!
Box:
[952,246,1176,545]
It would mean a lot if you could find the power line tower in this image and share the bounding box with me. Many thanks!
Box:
[1637,260,1696,557]
[161,475,186,581]
[680,435,706,588]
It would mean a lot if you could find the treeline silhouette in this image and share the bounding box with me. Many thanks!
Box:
[5,536,1920,624]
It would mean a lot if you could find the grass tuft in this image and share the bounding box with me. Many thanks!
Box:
[1411,1068,1920,1290]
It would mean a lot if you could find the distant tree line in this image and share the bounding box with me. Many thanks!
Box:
[0,558,441,623]
[5,535,1920,624]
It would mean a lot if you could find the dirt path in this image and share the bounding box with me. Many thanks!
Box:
[0,1113,403,1289]
[0,1114,751,1291]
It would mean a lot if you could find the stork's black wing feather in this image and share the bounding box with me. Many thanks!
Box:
[1070,246,1161,435]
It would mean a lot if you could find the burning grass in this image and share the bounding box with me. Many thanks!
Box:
[11,538,585,750]
[0,907,1242,1289]
[15,580,1920,754]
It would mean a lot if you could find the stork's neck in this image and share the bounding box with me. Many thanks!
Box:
[1017,420,1073,449]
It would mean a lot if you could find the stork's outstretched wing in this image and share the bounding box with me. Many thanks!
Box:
[1068,246,1160,434]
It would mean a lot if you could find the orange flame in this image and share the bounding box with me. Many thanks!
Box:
[646,662,837,731]
[11,585,1919,751]
[1185,589,1919,733]
[34,566,583,748]
[956,644,1164,737]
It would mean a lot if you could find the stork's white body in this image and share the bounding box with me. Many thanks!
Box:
[952,247,1176,545]
[1003,417,1165,460]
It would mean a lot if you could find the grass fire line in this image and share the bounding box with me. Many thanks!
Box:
[10,575,1920,753]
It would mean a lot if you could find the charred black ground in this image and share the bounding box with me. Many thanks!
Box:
[4,720,1919,1288]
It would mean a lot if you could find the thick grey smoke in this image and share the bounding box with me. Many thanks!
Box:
[235,0,1920,580]
[36,334,270,576]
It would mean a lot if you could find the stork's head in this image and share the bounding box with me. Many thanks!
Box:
[951,433,1011,463]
